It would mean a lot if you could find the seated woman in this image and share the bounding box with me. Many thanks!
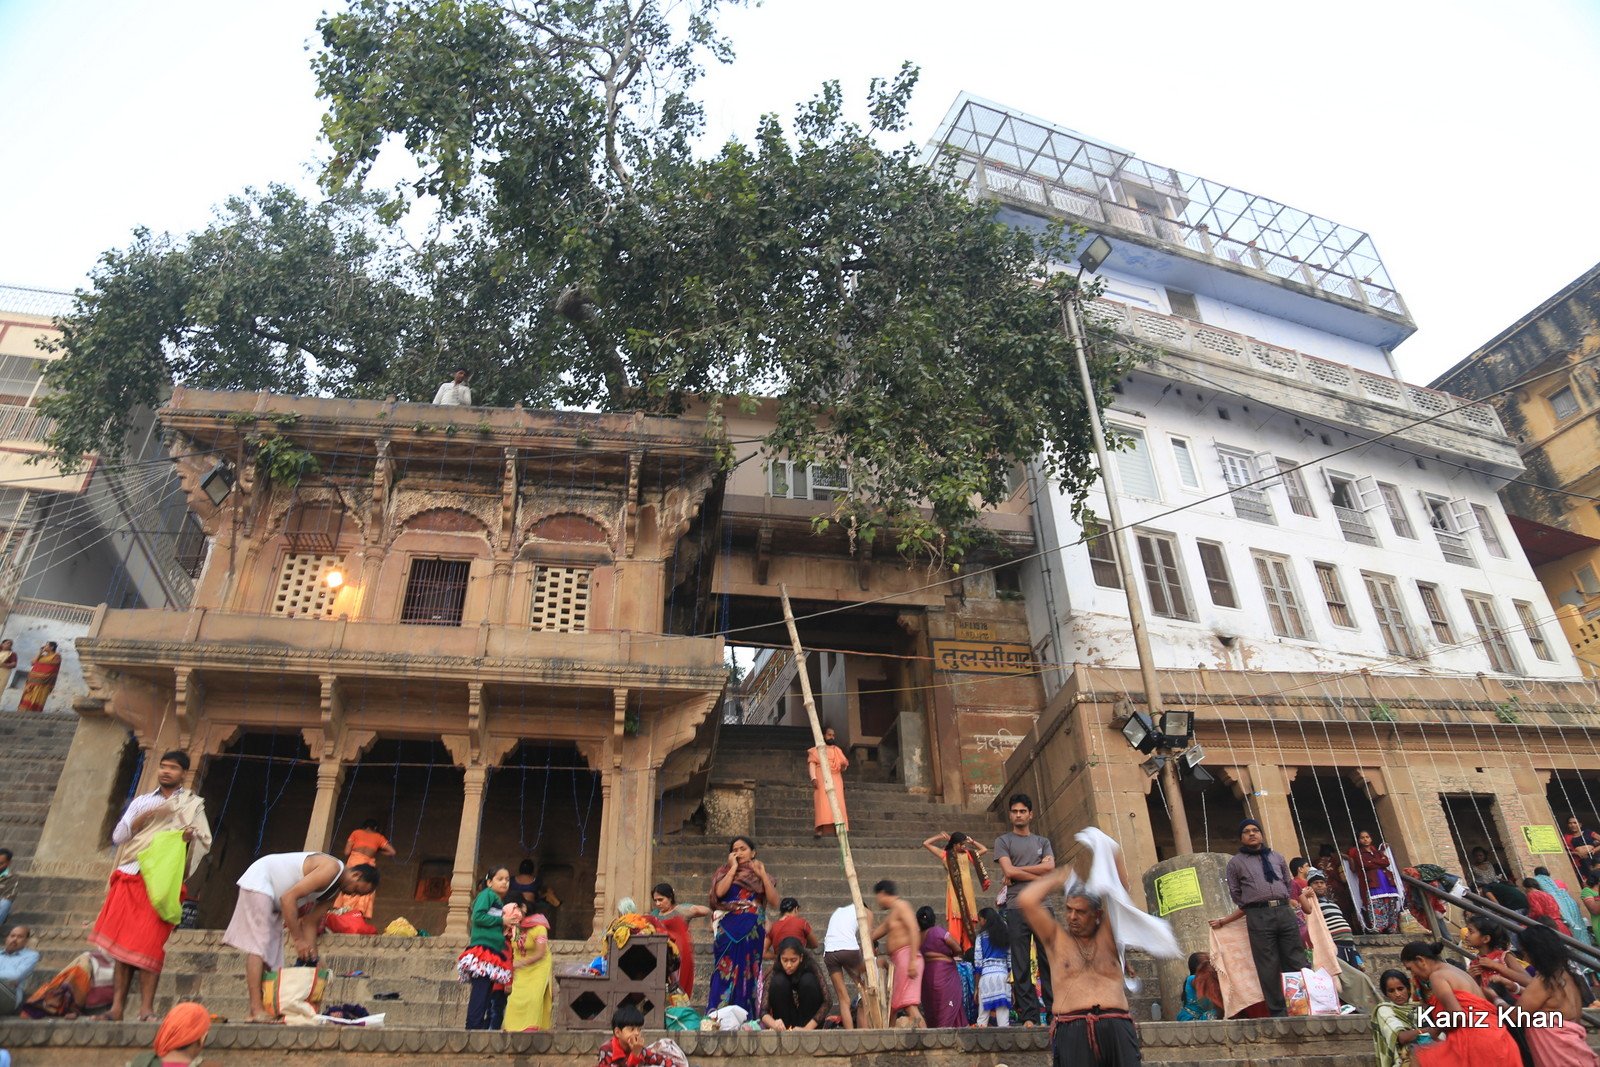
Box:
[762,936,828,1031]
[1372,968,1431,1067]
[1176,952,1221,1021]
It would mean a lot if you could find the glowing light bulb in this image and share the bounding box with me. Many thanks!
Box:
[325,569,345,590]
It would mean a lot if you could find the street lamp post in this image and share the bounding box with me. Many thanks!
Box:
[1059,244,1194,854]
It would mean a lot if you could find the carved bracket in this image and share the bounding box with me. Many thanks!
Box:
[1219,766,1252,802]
[500,448,519,552]
[313,674,345,761]
[624,451,642,558]
[173,667,205,751]
[1348,767,1388,800]
[467,682,487,765]
[611,688,629,769]
[368,438,393,544]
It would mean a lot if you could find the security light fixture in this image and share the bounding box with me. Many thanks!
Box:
[1140,754,1167,778]
[1182,744,1205,769]
[1186,764,1215,785]
[1078,235,1113,275]
[200,461,234,507]
[1121,710,1156,753]
[1161,710,1194,743]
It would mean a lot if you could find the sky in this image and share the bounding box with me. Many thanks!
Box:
[2,0,1598,385]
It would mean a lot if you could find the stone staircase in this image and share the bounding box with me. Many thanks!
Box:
[0,712,78,873]
[655,725,1162,1018]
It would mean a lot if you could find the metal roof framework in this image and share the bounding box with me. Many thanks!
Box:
[932,95,1405,317]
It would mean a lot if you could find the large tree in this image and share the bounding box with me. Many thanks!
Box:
[42,0,1133,560]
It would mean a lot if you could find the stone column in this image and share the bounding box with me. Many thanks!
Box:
[445,764,489,936]
[1246,763,1302,859]
[32,712,131,879]
[591,764,615,940]
[302,758,345,854]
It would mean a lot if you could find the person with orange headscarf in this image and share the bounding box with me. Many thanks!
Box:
[131,1000,211,1065]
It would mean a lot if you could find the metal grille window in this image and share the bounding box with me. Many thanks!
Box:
[1423,496,1475,566]
[1278,460,1316,517]
[1084,520,1121,589]
[1471,505,1508,558]
[271,553,343,620]
[1169,436,1201,490]
[531,565,592,632]
[1314,563,1354,627]
[400,558,470,626]
[1111,427,1160,500]
[1416,582,1455,643]
[1514,600,1554,661]
[1217,447,1274,524]
[174,512,208,578]
[1327,474,1378,546]
[1196,540,1237,608]
[1550,385,1579,420]
[1363,572,1418,658]
[1379,483,1416,539]
[1464,593,1518,673]
[1253,552,1309,639]
[1135,530,1192,620]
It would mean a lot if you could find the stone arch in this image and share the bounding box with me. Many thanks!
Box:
[529,512,609,544]
[404,507,493,536]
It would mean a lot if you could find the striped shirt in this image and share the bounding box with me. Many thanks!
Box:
[1318,898,1353,942]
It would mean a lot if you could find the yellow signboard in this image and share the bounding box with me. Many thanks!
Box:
[1154,867,1204,916]
[930,640,1033,675]
[1523,825,1566,855]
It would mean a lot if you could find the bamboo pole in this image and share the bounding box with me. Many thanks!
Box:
[779,584,884,1029]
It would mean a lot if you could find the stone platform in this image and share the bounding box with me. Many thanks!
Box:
[0,1015,1377,1066]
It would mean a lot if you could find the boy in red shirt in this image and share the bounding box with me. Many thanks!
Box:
[596,1004,672,1066]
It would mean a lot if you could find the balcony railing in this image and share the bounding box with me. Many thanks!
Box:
[1084,299,1507,439]
[0,284,74,319]
[1333,505,1379,546]
[9,597,96,628]
[0,403,54,445]
[1434,528,1475,567]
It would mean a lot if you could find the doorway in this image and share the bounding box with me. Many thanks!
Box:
[1441,794,1514,883]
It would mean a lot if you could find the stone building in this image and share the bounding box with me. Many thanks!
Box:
[33,389,729,937]
[933,95,1600,892]
[1431,262,1600,676]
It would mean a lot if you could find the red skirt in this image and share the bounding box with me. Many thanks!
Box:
[88,870,176,972]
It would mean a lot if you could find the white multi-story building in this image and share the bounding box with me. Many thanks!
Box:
[0,284,201,710]
[930,96,1579,688]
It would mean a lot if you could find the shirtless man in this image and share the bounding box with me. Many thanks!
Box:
[870,879,925,1027]
[1018,852,1140,1066]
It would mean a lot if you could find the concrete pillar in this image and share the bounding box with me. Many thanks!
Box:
[1247,763,1302,860]
[445,764,488,936]
[32,714,131,879]
[302,758,344,854]
[591,765,615,939]
[1143,851,1237,1019]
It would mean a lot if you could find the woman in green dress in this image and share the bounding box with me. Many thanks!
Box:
[1372,968,1430,1067]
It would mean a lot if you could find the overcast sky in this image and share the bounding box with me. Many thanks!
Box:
[2,0,1597,384]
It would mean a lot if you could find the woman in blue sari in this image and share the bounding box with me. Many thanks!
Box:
[707,835,780,1015]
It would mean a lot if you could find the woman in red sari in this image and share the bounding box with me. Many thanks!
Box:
[1401,941,1521,1066]
[650,882,711,998]
[17,642,60,713]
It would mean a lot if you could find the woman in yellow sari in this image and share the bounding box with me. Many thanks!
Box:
[18,642,60,713]
[922,831,991,954]
[502,910,553,1031]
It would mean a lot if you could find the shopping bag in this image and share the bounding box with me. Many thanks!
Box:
[136,831,189,925]
[264,965,331,1025]
[665,1005,703,1031]
[1300,967,1341,1015]
[647,1038,689,1067]
[1281,970,1310,1016]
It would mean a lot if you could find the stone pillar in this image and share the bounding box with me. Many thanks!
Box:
[1246,763,1302,860]
[445,764,488,936]
[1142,852,1237,1019]
[32,713,131,879]
[302,758,344,854]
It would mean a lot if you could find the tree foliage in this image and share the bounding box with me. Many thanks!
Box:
[43,0,1135,559]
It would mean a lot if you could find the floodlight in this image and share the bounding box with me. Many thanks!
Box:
[1186,765,1215,785]
[1078,235,1113,275]
[1139,754,1167,778]
[1160,710,1194,742]
[1181,744,1205,769]
[1120,710,1156,753]
[200,461,235,506]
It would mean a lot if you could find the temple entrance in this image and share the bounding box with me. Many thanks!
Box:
[1289,769,1384,863]
[479,742,601,941]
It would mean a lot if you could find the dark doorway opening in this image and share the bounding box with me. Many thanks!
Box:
[1289,770,1383,862]
[1441,793,1515,883]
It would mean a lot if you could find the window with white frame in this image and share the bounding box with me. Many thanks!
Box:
[1416,582,1456,643]
[1421,494,1476,567]
[1278,459,1316,517]
[1378,482,1417,539]
[1577,564,1600,598]
[1313,562,1354,627]
[1253,552,1309,639]
[1463,593,1518,673]
[1325,472,1381,546]
[768,460,851,502]
[1363,572,1418,659]
[1470,504,1508,558]
[1195,540,1237,608]
[1513,600,1554,661]
[1084,519,1121,589]
[1216,446,1275,524]
[1169,436,1202,491]
[1111,427,1160,500]
[1549,385,1579,421]
[1134,530,1193,620]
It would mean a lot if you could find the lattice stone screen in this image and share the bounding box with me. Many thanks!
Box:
[272,553,343,619]
[531,566,592,633]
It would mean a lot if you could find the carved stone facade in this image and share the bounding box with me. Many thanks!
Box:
[37,390,728,937]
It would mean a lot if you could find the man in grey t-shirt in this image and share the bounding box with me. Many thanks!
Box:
[993,792,1054,1024]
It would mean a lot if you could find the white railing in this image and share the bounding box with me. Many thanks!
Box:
[0,284,75,319]
[1085,298,1509,440]
[9,597,96,628]
[1333,505,1379,546]
[0,403,54,444]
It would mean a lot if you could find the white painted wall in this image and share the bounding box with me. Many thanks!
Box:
[1024,369,1580,680]
[0,613,90,714]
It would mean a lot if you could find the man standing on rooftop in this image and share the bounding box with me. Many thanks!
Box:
[433,367,473,406]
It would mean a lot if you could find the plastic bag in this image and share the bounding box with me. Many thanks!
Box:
[1281,970,1309,1017]
[136,831,189,925]
[382,917,417,937]
[707,1004,748,1030]
[325,911,379,935]
[665,1005,703,1031]
[647,1038,689,1067]
[265,966,331,1025]
[1301,967,1340,1015]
